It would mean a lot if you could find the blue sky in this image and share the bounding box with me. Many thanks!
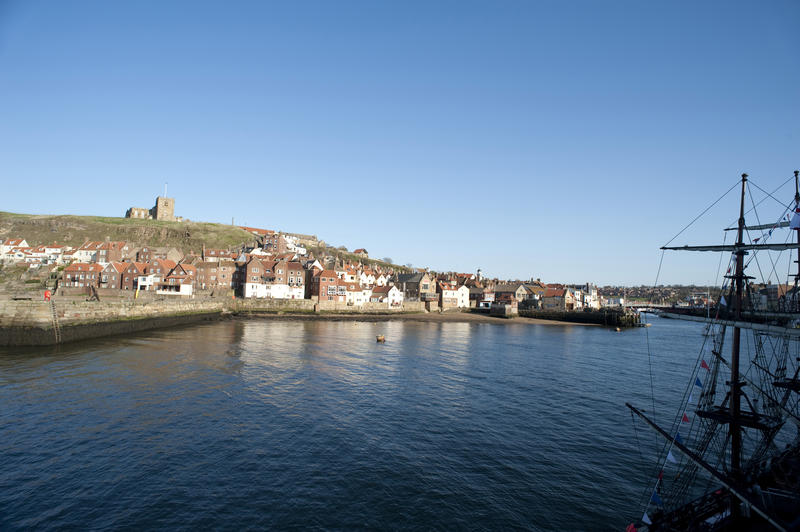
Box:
[1,1,798,285]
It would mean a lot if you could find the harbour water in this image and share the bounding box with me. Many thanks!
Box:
[0,317,702,530]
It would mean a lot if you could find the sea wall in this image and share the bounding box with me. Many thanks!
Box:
[0,298,226,346]
[0,296,428,346]
[316,300,426,313]
[518,309,640,327]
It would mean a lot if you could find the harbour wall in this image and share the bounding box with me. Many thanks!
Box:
[519,309,640,327]
[0,297,427,346]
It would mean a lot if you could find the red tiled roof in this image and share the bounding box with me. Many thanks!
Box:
[371,285,392,294]
[65,262,103,273]
[105,262,127,273]
[239,226,275,236]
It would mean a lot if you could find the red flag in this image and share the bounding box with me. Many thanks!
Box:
[627,524,637,532]
[753,237,761,243]
[658,470,664,481]
[682,413,690,423]
[701,360,710,370]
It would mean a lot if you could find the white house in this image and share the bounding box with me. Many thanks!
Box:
[345,283,371,306]
[1,238,28,255]
[244,281,303,299]
[374,273,389,287]
[456,285,470,308]
[283,235,307,256]
[359,271,376,287]
[136,273,158,291]
[156,275,194,296]
[370,285,404,306]
[74,241,104,263]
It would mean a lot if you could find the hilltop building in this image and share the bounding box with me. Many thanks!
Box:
[125,196,182,222]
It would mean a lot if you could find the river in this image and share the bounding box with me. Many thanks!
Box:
[0,316,703,530]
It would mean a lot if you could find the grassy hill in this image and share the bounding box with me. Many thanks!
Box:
[0,211,255,253]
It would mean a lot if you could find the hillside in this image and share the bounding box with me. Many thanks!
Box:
[0,211,255,253]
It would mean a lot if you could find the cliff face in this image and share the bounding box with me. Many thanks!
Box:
[0,212,255,252]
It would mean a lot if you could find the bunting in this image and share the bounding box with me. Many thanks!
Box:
[701,360,710,370]
[642,512,652,525]
[626,524,637,532]
[675,432,683,445]
[753,237,761,243]
[682,413,690,423]
[791,205,800,230]
[695,377,703,388]
[651,491,663,506]
[667,451,678,463]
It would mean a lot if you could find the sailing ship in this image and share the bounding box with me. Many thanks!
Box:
[627,172,800,531]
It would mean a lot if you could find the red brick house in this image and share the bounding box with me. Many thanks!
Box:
[63,263,103,287]
[310,269,346,302]
[121,262,149,291]
[100,262,127,289]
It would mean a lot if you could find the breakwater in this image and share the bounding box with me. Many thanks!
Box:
[0,297,428,346]
[519,309,640,327]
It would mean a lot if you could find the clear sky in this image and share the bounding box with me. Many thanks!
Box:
[1,1,798,285]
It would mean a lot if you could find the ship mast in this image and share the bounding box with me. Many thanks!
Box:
[729,174,747,503]
[627,172,800,530]
[794,171,800,311]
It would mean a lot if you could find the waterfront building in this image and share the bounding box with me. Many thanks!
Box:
[393,272,435,302]
[63,263,103,288]
[100,262,126,289]
[369,285,403,306]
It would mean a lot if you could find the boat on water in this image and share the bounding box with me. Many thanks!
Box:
[627,172,800,531]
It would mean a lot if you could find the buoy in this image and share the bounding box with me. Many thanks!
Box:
[376,335,386,343]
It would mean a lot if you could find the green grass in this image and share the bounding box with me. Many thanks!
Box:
[0,211,255,254]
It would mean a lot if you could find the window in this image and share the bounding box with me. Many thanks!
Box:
[253,267,259,273]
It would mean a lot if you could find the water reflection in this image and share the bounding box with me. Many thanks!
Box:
[0,317,707,530]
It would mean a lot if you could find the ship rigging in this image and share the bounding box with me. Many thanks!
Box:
[627,172,800,531]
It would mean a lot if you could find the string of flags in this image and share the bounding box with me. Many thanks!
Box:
[630,363,709,530]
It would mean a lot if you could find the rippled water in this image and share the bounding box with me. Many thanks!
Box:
[0,317,703,530]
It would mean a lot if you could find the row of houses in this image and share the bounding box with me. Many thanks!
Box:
[2,236,607,311]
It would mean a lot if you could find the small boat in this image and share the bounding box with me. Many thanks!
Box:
[376,335,385,343]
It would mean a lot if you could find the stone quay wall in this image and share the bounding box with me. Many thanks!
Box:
[0,296,428,346]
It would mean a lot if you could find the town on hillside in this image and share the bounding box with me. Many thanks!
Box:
[1,225,744,313]
[0,225,624,314]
